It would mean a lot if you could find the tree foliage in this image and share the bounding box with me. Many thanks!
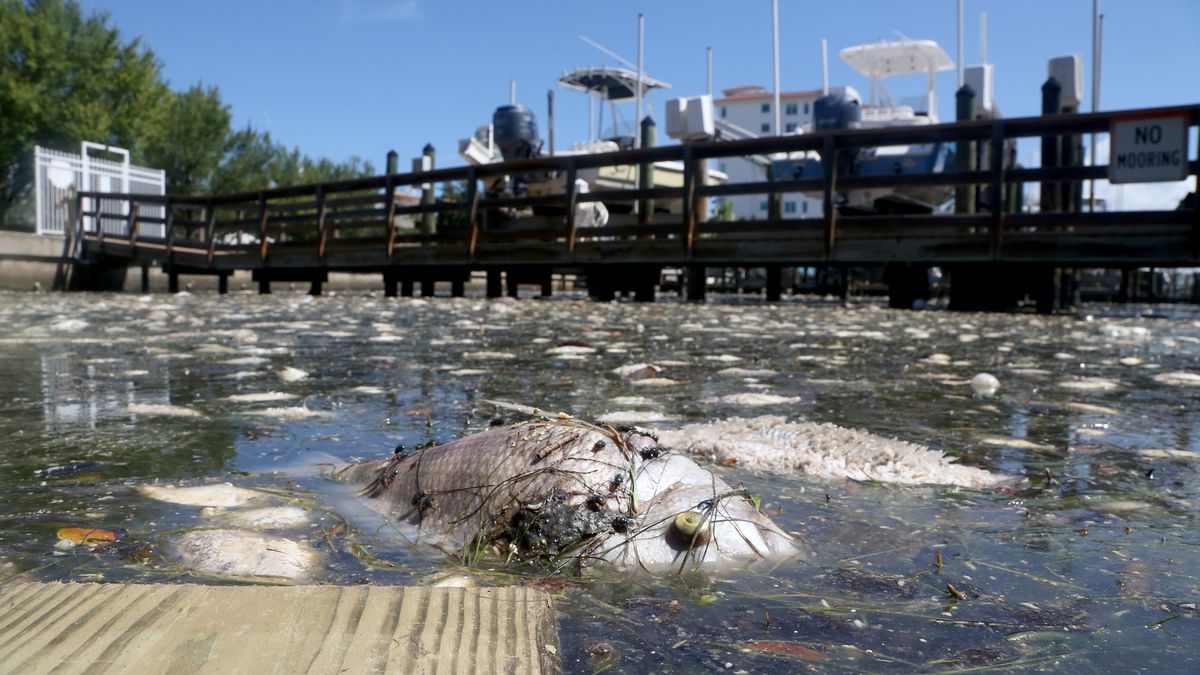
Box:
[0,0,374,228]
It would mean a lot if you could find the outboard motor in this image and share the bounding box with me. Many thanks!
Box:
[492,105,541,161]
[812,91,862,131]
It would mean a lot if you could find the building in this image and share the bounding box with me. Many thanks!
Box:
[713,85,824,221]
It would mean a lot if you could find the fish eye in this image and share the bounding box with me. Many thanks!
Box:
[668,511,712,549]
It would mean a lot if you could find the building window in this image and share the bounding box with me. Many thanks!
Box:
[718,162,726,172]
[721,106,727,118]
[761,103,770,113]
[761,123,770,133]
[785,103,798,115]
[784,201,796,214]
[785,122,796,133]
[802,201,809,214]
[759,200,769,211]
[803,102,810,114]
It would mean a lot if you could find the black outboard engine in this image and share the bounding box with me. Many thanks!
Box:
[812,91,862,131]
[492,105,541,161]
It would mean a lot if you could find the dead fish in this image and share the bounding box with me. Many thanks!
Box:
[332,419,797,572]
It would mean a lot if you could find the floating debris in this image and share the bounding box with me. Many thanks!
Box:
[713,393,801,407]
[170,529,319,581]
[56,527,126,547]
[126,403,205,418]
[223,391,300,403]
[979,437,1058,452]
[138,483,268,507]
[204,506,311,528]
[1058,377,1121,391]
[660,416,1009,488]
[247,407,329,420]
[971,373,1001,397]
[278,366,309,382]
[1152,371,1200,387]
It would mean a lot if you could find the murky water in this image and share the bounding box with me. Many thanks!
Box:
[1,289,1198,672]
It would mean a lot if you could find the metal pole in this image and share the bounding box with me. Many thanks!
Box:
[706,46,713,97]
[1089,3,1102,211]
[980,12,987,64]
[956,0,964,89]
[636,13,644,148]
[588,92,595,142]
[821,39,829,95]
[509,80,516,106]
[547,89,555,155]
[771,0,781,135]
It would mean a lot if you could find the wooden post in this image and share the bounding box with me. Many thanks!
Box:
[989,121,1007,258]
[384,176,398,258]
[822,134,839,257]
[384,272,398,297]
[218,273,228,295]
[564,164,579,252]
[638,116,656,226]
[1040,78,1062,213]
[140,265,149,293]
[955,85,977,215]
[164,199,176,263]
[681,145,697,256]
[420,144,436,235]
[686,265,706,302]
[168,271,179,294]
[766,266,782,302]
[315,185,328,260]
[401,279,414,297]
[486,269,502,298]
[128,201,141,254]
[204,201,217,263]
[466,170,480,258]
[257,193,270,262]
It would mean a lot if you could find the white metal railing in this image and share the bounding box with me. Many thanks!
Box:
[34,144,166,237]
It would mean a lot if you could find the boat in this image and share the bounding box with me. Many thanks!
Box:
[769,39,959,215]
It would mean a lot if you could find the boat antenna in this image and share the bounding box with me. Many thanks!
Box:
[956,0,964,88]
[821,38,829,96]
[771,0,781,136]
[706,46,713,97]
[636,13,644,148]
[579,35,638,70]
[980,12,987,64]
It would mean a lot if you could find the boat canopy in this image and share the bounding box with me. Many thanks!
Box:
[839,40,954,79]
[557,66,670,101]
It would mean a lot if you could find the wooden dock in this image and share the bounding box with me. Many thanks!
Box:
[63,103,1200,309]
[0,582,558,674]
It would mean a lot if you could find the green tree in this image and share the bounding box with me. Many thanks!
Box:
[142,84,231,195]
[0,0,164,226]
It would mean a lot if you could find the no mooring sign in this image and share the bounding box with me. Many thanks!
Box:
[1108,112,1190,183]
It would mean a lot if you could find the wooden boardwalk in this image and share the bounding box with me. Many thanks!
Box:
[64,104,1200,304]
[0,582,558,674]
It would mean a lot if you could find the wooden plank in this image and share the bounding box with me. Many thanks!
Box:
[822,135,839,257]
[384,176,398,259]
[990,121,1007,259]
[564,164,579,252]
[0,582,558,675]
[466,169,480,258]
[256,193,270,262]
[315,186,328,260]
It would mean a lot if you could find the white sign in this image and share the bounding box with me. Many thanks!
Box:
[1108,113,1190,184]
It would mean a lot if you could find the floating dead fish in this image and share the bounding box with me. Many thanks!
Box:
[171,529,318,581]
[126,403,205,418]
[138,483,268,507]
[1152,371,1200,387]
[659,416,1009,489]
[223,391,300,402]
[331,418,796,572]
[278,366,309,382]
[202,505,311,529]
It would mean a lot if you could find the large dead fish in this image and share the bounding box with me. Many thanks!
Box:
[332,416,797,572]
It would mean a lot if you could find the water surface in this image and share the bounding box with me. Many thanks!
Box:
[1,290,1198,672]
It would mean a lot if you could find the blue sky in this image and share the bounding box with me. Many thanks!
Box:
[80,0,1198,204]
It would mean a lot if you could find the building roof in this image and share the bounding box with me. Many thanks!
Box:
[715,86,823,104]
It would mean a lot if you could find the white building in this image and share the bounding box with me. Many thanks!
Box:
[713,85,824,221]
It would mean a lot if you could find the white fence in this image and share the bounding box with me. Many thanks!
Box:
[34,144,167,238]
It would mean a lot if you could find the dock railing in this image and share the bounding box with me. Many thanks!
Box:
[73,104,1200,270]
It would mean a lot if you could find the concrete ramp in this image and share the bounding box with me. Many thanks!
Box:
[0,582,558,674]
